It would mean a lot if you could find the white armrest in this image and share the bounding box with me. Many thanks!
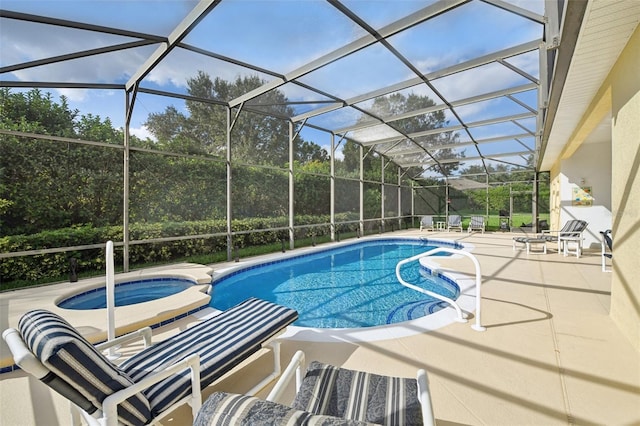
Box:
[95,327,152,352]
[101,353,202,426]
[417,369,436,426]
[2,328,50,379]
[266,350,305,403]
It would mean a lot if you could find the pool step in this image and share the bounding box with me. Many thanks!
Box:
[386,299,448,324]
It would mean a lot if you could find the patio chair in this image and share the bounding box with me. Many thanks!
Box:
[420,215,434,231]
[600,229,613,272]
[2,297,298,426]
[194,350,435,426]
[540,219,588,257]
[447,214,463,232]
[467,215,485,234]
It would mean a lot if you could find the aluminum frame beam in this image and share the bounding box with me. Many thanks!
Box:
[333,82,537,135]
[401,149,533,168]
[481,0,545,24]
[125,0,222,91]
[228,0,470,108]
[293,40,540,125]
[0,10,166,41]
[382,132,534,157]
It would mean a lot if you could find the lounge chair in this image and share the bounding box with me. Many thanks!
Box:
[194,350,435,426]
[540,219,588,257]
[2,298,298,426]
[600,229,613,272]
[420,215,434,231]
[447,214,463,232]
[467,215,485,234]
[513,236,547,254]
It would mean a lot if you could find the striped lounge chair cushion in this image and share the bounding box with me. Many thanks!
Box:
[292,361,423,426]
[120,297,298,416]
[194,392,375,426]
[18,309,151,426]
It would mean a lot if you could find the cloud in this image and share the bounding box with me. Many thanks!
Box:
[414,53,461,76]
[130,124,155,141]
[431,61,531,102]
[505,50,540,77]
[56,88,89,102]
[2,19,156,84]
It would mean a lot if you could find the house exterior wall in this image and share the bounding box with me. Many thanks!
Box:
[609,25,640,350]
[547,25,639,350]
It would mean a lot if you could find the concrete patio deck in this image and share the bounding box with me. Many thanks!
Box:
[1,231,638,425]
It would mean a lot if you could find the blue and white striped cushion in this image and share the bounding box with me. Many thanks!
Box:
[194,392,376,426]
[120,297,298,416]
[18,310,152,426]
[292,362,423,426]
[564,220,587,235]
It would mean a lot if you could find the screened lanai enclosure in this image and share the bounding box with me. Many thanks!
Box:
[0,0,556,286]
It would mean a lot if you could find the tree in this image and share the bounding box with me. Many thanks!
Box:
[1,89,124,234]
[294,160,331,216]
[145,72,328,166]
[337,139,363,178]
[0,88,77,137]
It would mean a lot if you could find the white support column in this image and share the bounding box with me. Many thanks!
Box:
[289,121,295,250]
[411,181,416,227]
[486,174,489,219]
[226,107,233,261]
[533,174,539,233]
[359,144,364,237]
[537,40,548,154]
[123,91,131,272]
[330,133,336,239]
[544,0,560,50]
[397,166,402,230]
[105,240,120,360]
[445,183,449,219]
[381,156,385,232]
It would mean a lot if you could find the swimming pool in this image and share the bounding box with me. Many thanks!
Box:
[58,277,196,310]
[211,238,461,328]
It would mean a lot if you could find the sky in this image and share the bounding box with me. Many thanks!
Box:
[0,0,545,165]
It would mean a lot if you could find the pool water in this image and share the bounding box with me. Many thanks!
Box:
[58,278,195,310]
[211,239,460,328]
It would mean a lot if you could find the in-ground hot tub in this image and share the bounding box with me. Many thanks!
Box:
[57,277,204,310]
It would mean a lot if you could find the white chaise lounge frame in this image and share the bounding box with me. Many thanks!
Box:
[3,298,298,426]
[3,327,202,426]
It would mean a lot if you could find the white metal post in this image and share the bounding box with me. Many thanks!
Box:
[226,106,233,261]
[359,144,364,237]
[289,121,295,249]
[381,156,385,232]
[330,133,336,241]
[105,240,120,359]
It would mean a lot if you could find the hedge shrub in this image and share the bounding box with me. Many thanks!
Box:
[0,213,359,285]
